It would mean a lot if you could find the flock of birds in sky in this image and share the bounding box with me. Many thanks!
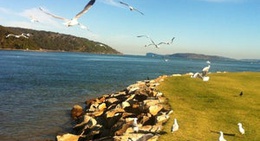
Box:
[137,35,175,49]
[36,0,145,29]
[5,0,176,50]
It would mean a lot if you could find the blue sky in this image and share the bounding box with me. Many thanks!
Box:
[0,0,259,59]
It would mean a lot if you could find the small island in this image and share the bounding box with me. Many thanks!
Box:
[146,53,235,61]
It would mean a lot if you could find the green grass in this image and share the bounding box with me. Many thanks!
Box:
[157,72,260,141]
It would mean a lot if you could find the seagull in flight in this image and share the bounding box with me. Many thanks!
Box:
[119,1,144,15]
[158,37,175,45]
[137,35,161,48]
[6,33,29,39]
[39,0,95,29]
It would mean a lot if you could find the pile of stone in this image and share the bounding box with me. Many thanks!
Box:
[57,75,173,141]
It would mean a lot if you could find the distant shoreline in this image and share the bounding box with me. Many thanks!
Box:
[1,49,259,61]
[0,48,123,55]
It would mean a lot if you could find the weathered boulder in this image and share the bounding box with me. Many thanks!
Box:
[71,105,83,120]
[149,104,163,116]
[56,133,79,141]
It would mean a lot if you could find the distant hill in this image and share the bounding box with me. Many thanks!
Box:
[0,25,121,54]
[146,53,235,61]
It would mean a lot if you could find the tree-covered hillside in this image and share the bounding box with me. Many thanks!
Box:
[0,25,121,54]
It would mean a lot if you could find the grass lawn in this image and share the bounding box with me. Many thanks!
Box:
[157,72,260,141]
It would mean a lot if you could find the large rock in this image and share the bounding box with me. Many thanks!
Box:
[56,133,79,141]
[149,104,163,116]
[71,105,83,120]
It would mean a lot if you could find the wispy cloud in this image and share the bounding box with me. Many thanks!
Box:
[19,7,62,26]
[0,7,13,14]
[0,6,66,32]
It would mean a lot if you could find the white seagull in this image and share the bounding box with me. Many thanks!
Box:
[219,131,227,141]
[6,33,29,39]
[158,37,175,45]
[119,1,144,15]
[22,33,31,37]
[171,118,179,133]
[145,43,160,48]
[95,43,105,47]
[39,0,95,29]
[238,123,245,134]
[191,72,203,79]
[133,118,139,133]
[191,62,211,81]
[137,35,161,48]
[202,64,210,77]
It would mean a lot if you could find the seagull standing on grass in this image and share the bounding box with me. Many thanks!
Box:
[119,1,144,15]
[191,61,211,81]
[171,118,179,133]
[202,64,210,76]
[39,0,95,29]
[219,131,227,141]
[201,64,210,81]
[238,123,245,134]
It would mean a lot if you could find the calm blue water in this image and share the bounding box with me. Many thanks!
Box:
[0,50,259,141]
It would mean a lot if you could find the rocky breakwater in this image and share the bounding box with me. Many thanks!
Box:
[57,75,173,141]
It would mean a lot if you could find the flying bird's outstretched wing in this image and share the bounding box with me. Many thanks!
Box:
[144,44,154,47]
[148,38,156,45]
[137,35,150,38]
[158,42,167,45]
[74,0,96,19]
[133,8,144,15]
[119,1,129,7]
[158,37,175,45]
[39,7,68,21]
[170,37,175,43]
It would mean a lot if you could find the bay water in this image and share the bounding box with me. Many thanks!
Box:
[0,50,259,141]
